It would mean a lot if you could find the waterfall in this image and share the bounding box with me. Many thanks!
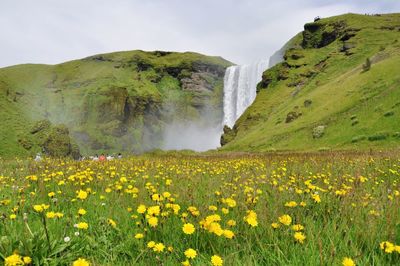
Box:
[222,60,269,128]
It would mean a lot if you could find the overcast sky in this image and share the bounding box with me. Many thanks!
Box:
[1,0,399,67]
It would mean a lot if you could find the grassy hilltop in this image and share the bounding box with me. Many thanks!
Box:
[0,51,232,157]
[221,13,400,152]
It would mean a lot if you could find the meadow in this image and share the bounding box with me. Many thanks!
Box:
[0,151,399,265]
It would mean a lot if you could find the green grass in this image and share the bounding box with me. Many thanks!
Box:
[0,152,400,265]
[222,13,400,152]
[0,51,232,157]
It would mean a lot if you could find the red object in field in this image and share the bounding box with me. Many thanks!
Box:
[99,155,106,161]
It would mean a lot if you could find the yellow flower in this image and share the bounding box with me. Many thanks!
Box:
[278,214,292,226]
[153,243,165,252]
[211,255,223,266]
[108,218,117,228]
[4,254,23,266]
[46,212,56,219]
[395,245,400,253]
[181,260,190,266]
[147,241,156,248]
[76,190,88,200]
[225,198,236,208]
[245,210,258,227]
[223,229,235,239]
[135,233,144,239]
[312,193,321,203]
[33,204,50,213]
[147,206,160,216]
[184,248,197,259]
[380,241,395,253]
[9,214,16,220]
[227,220,236,227]
[209,205,218,211]
[147,216,158,227]
[137,205,147,214]
[78,208,87,216]
[23,256,32,264]
[182,223,195,234]
[342,257,355,266]
[294,232,306,243]
[271,222,280,229]
[72,258,90,266]
[48,192,56,198]
[76,222,89,230]
[285,201,298,207]
[292,224,304,231]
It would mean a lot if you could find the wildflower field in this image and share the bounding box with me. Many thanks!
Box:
[0,152,400,265]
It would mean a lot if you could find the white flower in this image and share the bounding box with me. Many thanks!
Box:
[101,203,106,206]
[74,231,80,236]
[64,236,71,242]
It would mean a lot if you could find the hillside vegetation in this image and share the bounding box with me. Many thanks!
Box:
[221,13,400,152]
[0,51,231,157]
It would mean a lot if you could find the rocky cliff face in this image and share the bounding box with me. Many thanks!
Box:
[0,50,231,156]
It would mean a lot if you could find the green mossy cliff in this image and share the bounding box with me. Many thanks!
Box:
[222,13,400,151]
[0,51,232,157]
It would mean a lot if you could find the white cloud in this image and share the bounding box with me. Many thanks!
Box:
[0,0,399,67]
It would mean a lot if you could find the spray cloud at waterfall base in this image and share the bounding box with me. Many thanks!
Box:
[160,60,269,152]
[162,123,222,152]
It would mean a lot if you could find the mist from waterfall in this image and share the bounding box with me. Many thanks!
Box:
[222,60,269,128]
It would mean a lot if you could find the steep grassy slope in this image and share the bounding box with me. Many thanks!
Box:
[0,51,232,157]
[221,13,400,152]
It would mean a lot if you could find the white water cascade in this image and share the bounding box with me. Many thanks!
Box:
[223,60,269,128]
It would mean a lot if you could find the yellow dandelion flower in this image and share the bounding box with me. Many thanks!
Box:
[147,216,158,227]
[278,214,292,226]
[182,223,195,234]
[181,260,190,266]
[135,233,144,239]
[184,248,197,259]
[292,224,304,231]
[76,190,88,200]
[227,220,236,227]
[76,222,89,230]
[78,208,87,216]
[271,222,280,229]
[380,241,395,253]
[4,254,24,266]
[223,229,235,239]
[108,218,117,228]
[147,241,156,248]
[137,204,147,214]
[72,258,90,266]
[211,255,223,266]
[46,212,56,219]
[342,257,355,266]
[23,256,32,264]
[294,232,306,243]
[153,243,165,252]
